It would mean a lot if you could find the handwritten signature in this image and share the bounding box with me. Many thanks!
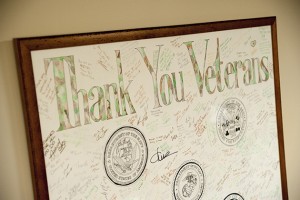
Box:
[150,147,178,163]
[43,130,66,159]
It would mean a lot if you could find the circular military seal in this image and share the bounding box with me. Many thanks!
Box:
[173,161,204,200]
[104,126,148,186]
[224,193,244,200]
[216,98,247,146]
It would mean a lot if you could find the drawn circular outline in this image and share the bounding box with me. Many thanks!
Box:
[104,126,148,186]
[173,161,205,200]
[224,193,244,200]
[216,98,247,146]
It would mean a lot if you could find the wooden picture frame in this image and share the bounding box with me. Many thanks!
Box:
[14,17,288,200]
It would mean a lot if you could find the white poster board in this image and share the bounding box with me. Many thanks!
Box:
[15,17,288,200]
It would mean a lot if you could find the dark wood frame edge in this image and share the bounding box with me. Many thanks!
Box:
[14,39,49,200]
[271,18,289,200]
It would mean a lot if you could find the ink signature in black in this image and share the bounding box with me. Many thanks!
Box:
[150,147,178,163]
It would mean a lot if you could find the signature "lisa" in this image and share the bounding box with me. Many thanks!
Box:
[150,147,178,163]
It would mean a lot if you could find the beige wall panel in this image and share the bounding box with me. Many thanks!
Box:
[0,0,299,199]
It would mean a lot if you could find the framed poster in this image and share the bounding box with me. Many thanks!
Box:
[14,17,288,200]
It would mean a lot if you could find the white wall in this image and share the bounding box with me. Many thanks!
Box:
[0,0,299,199]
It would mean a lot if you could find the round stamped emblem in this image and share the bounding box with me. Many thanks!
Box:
[173,161,204,200]
[224,193,244,200]
[217,98,247,146]
[104,126,148,186]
